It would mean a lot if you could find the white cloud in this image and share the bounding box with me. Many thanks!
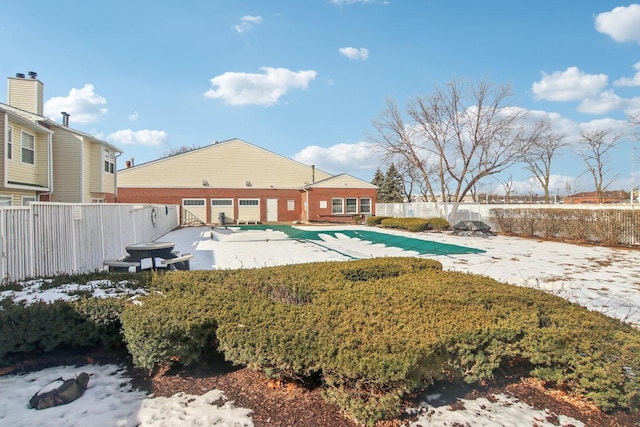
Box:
[532,67,608,101]
[625,96,640,116]
[577,90,625,114]
[339,47,369,60]
[292,141,377,175]
[595,4,640,44]
[128,111,139,121]
[204,67,317,106]
[234,15,263,33]
[614,61,640,87]
[106,129,168,146]
[504,175,576,197]
[44,84,108,124]
[577,117,628,134]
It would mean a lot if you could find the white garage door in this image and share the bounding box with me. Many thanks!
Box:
[182,198,206,225]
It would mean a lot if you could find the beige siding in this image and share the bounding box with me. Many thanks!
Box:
[5,122,49,188]
[7,77,44,115]
[309,174,377,189]
[118,139,332,188]
[94,144,116,195]
[0,189,38,205]
[48,129,83,202]
[0,113,5,178]
[89,143,102,193]
[35,133,49,186]
[102,159,116,194]
[82,139,92,202]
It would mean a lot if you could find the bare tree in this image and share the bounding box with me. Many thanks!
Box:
[370,99,439,201]
[521,120,567,203]
[369,79,543,207]
[162,144,200,158]
[575,129,624,203]
[629,112,640,137]
[496,175,514,204]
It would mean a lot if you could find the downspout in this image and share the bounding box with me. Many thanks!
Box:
[302,188,309,222]
[42,132,54,200]
[79,137,84,202]
[2,115,7,189]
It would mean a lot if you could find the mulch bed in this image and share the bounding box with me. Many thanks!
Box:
[4,348,640,427]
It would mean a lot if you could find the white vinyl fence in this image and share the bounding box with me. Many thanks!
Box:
[375,202,640,245]
[375,202,497,227]
[0,202,179,282]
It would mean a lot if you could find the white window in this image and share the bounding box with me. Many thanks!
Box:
[239,199,259,206]
[211,199,233,206]
[104,149,114,174]
[182,199,206,206]
[346,198,358,214]
[287,200,295,211]
[0,196,11,206]
[6,126,12,160]
[21,131,35,165]
[360,198,371,214]
[22,196,36,206]
[332,198,343,214]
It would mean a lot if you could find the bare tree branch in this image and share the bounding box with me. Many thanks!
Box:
[575,129,624,202]
[521,119,568,203]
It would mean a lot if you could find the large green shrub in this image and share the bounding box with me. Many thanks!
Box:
[120,258,640,425]
[121,292,219,371]
[380,217,431,232]
[366,215,392,226]
[0,299,121,365]
[426,217,450,231]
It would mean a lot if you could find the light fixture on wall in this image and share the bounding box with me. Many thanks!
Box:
[202,180,209,186]
[245,180,252,187]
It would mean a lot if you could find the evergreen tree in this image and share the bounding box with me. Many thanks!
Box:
[383,163,405,202]
[371,167,387,201]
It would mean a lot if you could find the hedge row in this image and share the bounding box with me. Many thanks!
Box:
[3,258,639,425]
[366,216,450,232]
[491,208,640,246]
[119,258,640,425]
[0,297,127,365]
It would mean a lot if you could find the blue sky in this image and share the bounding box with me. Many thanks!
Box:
[2,1,640,196]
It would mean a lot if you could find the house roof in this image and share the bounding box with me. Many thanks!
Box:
[117,138,341,189]
[0,104,53,134]
[0,102,121,153]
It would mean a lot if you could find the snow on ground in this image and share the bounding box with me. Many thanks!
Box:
[2,224,639,426]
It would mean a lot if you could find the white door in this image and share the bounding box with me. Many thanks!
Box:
[266,198,278,222]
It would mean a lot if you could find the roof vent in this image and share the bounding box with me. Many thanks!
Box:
[61,112,70,127]
[15,73,25,78]
[28,71,37,79]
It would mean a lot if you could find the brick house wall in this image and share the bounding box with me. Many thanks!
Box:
[114,187,305,223]
[306,187,377,223]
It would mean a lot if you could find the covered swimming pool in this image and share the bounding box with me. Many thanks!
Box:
[234,224,485,256]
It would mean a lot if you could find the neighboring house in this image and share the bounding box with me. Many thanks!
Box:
[0,104,53,206]
[115,138,377,224]
[564,190,629,204]
[0,72,122,205]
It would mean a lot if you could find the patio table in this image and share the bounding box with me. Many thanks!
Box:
[124,241,176,270]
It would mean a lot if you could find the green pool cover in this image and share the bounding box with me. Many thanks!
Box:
[235,224,484,256]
